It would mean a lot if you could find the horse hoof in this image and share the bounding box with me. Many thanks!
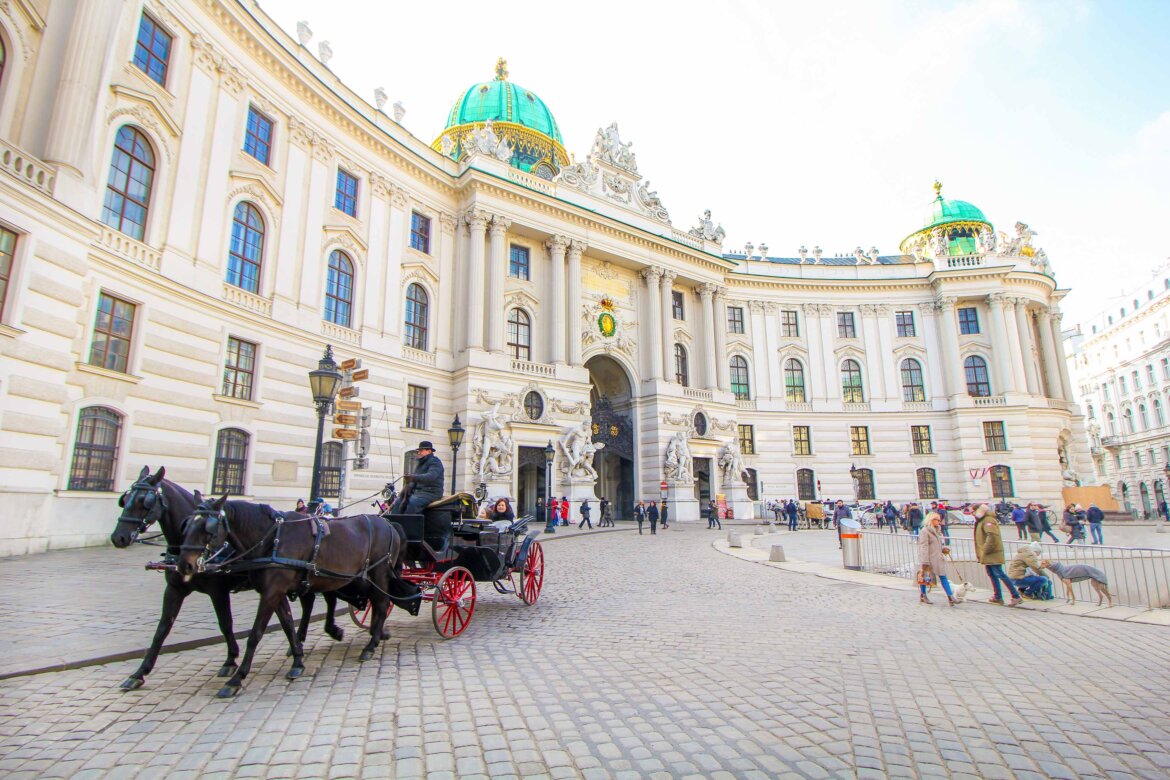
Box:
[216,685,240,699]
[381,631,390,640]
[286,667,304,680]
[119,677,144,691]
[217,664,237,678]
[359,649,374,662]
[326,626,344,642]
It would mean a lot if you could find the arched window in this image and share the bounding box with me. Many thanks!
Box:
[964,355,991,397]
[674,343,689,387]
[227,202,264,293]
[796,468,816,501]
[0,36,6,90]
[211,428,249,495]
[68,407,123,491]
[784,359,806,403]
[916,467,938,500]
[841,359,864,403]
[989,465,1014,499]
[319,441,342,499]
[1156,399,1165,427]
[404,283,429,351]
[323,250,354,328]
[900,358,925,402]
[101,126,155,241]
[854,468,875,500]
[1140,403,1150,431]
[730,356,750,400]
[1124,408,1135,434]
[507,308,531,360]
[1108,412,1116,436]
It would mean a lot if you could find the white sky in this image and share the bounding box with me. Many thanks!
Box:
[261,0,1170,326]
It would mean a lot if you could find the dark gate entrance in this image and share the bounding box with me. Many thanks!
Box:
[516,446,548,519]
[694,457,712,505]
[585,355,636,521]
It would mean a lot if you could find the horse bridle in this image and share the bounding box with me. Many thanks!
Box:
[116,480,168,540]
[179,504,233,571]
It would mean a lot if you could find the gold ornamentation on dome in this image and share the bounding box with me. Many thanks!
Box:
[599,297,615,312]
[933,180,943,197]
[495,57,509,81]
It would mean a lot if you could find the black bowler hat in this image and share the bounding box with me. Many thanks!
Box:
[417,441,434,451]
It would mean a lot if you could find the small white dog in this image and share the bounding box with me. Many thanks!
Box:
[951,581,975,603]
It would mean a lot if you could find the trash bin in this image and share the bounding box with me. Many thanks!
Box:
[840,517,862,570]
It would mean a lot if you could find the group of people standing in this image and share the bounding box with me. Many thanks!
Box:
[1005,502,1106,545]
[633,500,668,534]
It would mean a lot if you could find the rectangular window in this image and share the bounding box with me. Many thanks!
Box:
[672,290,685,320]
[727,306,745,334]
[410,211,431,253]
[89,292,136,374]
[1163,358,1169,381]
[983,421,1008,451]
[849,426,870,456]
[1120,376,1128,395]
[737,424,755,455]
[781,310,799,337]
[406,385,428,430]
[0,227,15,320]
[222,337,257,401]
[792,425,811,456]
[1133,370,1141,390]
[133,13,172,87]
[1136,450,1143,467]
[895,310,916,337]
[911,425,933,455]
[243,107,274,165]
[958,307,980,334]
[509,244,530,280]
[334,169,359,217]
[837,312,856,339]
[1148,364,1156,384]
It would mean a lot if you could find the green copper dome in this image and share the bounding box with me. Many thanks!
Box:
[899,181,993,256]
[921,194,988,231]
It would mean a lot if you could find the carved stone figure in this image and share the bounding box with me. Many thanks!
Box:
[688,210,726,244]
[718,439,746,485]
[1000,221,1038,256]
[461,119,511,161]
[977,227,996,254]
[317,41,333,66]
[591,122,638,173]
[930,227,949,258]
[373,87,387,111]
[664,430,693,482]
[799,246,808,262]
[557,160,598,191]
[570,440,605,480]
[558,420,594,479]
[474,402,514,480]
[635,180,670,222]
[439,134,455,157]
[393,101,406,124]
[296,21,312,46]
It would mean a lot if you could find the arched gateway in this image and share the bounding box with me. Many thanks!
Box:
[585,355,637,519]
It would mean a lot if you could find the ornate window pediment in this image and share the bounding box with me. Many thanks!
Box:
[228,171,283,209]
[892,342,929,361]
[109,84,180,138]
[832,343,866,361]
[320,223,367,258]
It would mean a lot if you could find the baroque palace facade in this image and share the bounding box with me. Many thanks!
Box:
[0,0,1089,554]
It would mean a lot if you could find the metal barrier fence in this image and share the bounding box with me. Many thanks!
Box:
[856,531,1170,610]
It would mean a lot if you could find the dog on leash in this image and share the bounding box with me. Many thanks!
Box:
[950,581,975,603]
[1044,560,1113,607]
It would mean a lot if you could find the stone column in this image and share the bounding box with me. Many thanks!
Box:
[1050,307,1075,401]
[641,267,664,380]
[714,287,731,391]
[819,306,838,401]
[803,304,825,402]
[698,283,718,390]
[545,236,569,364]
[437,213,458,353]
[874,305,897,401]
[918,302,947,400]
[1013,300,1041,395]
[567,240,586,366]
[936,297,965,397]
[860,305,885,400]
[987,294,1015,394]
[486,216,511,353]
[1002,297,1026,395]
[1036,309,1062,398]
[660,270,677,382]
[465,209,489,350]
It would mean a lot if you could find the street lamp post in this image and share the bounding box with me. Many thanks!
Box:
[849,463,861,504]
[543,441,557,534]
[307,345,342,508]
[447,415,465,494]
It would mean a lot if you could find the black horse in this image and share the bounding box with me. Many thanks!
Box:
[109,466,343,690]
[177,493,405,698]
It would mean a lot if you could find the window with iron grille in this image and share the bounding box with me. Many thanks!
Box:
[990,465,1013,498]
[0,227,13,320]
[730,356,751,400]
[318,441,342,499]
[916,467,938,499]
[854,468,875,500]
[895,310,916,337]
[901,359,925,402]
[102,126,155,241]
[509,244,530,280]
[784,359,806,403]
[737,424,755,455]
[841,359,864,403]
[89,292,136,374]
[132,13,172,86]
[797,468,816,500]
[334,169,359,217]
[406,385,427,430]
[850,426,870,456]
[222,337,257,401]
[404,283,429,350]
[211,428,249,495]
[983,421,1008,451]
[409,211,430,253]
[792,425,811,456]
[674,343,689,387]
[507,308,531,360]
[781,310,799,337]
[911,425,933,455]
[672,290,685,320]
[524,391,544,420]
[958,307,980,334]
[727,306,745,333]
[243,106,273,165]
[837,311,856,338]
[68,407,122,491]
[324,250,354,327]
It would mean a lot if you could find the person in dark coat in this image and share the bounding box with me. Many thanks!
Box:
[660,501,669,529]
[832,500,851,548]
[785,500,798,531]
[599,497,611,527]
[578,499,592,529]
[907,503,924,537]
[634,501,646,534]
[647,501,659,534]
[1011,504,1028,540]
[883,500,898,534]
[399,441,444,513]
[709,499,722,530]
[486,497,514,522]
[1087,503,1105,544]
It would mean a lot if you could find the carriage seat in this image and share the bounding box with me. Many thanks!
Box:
[425,492,478,519]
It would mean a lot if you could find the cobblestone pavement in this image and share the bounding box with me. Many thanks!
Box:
[3,523,1170,779]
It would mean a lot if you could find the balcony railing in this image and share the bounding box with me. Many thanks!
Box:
[682,387,713,401]
[511,359,555,377]
[402,346,435,366]
[321,320,360,345]
[222,283,272,317]
[735,399,757,411]
[1100,436,1120,448]
[786,402,813,412]
[973,395,1007,407]
[945,254,985,269]
[902,401,932,411]
[843,402,871,413]
[98,227,161,272]
[0,139,55,196]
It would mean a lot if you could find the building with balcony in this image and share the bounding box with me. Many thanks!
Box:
[0,0,1088,554]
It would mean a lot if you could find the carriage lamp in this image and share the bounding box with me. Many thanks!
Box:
[308,345,342,508]
[543,440,557,534]
[448,415,465,494]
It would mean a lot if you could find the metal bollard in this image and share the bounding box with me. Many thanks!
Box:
[769,545,786,562]
[727,531,742,548]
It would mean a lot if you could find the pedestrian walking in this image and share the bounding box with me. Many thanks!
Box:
[647,500,659,534]
[599,496,611,527]
[1087,503,1105,544]
[578,499,593,529]
[832,500,850,549]
[1061,504,1087,544]
[918,512,957,606]
[1011,504,1028,540]
[974,504,1021,606]
[785,499,799,532]
[660,501,669,529]
[907,502,924,538]
[1038,505,1060,543]
[634,501,646,534]
[1008,541,1053,600]
[560,496,570,526]
[883,500,898,534]
[707,499,719,529]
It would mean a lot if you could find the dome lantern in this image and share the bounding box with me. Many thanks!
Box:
[899,180,994,257]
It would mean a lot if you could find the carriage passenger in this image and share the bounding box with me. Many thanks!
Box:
[487,498,515,522]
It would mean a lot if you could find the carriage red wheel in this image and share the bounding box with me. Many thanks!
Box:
[349,601,392,628]
[432,567,475,639]
[518,541,544,605]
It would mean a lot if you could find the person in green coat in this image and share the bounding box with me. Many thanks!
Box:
[973,504,1021,606]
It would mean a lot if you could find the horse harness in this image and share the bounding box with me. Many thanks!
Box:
[116,479,170,550]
